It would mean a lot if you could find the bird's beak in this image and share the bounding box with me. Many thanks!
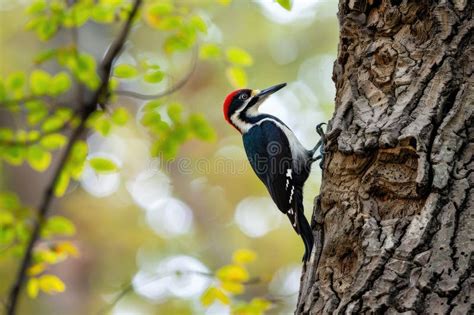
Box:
[255,83,287,98]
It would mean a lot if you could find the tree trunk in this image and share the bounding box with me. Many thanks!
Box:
[297,1,472,314]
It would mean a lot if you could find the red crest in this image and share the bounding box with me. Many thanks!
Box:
[222,90,241,125]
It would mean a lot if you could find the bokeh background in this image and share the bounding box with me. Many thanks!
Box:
[0,0,338,314]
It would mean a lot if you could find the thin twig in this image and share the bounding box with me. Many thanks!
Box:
[0,111,79,147]
[96,271,205,315]
[115,45,198,100]
[97,270,262,315]
[4,1,143,314]
[69,0,85,106]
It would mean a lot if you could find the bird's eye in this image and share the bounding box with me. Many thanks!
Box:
[239,94,248,100]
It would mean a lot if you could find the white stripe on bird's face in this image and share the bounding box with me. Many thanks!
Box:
[230,96,253,133]
[230,91,271,133]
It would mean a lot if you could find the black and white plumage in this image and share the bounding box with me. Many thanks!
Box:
[223,83,323,261]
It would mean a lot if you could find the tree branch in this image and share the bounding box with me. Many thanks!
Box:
[4,1,142,314]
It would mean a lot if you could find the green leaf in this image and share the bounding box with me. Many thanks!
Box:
[0,128,15,141]
[63,3,91,27]
[221,281,244,294]
[190,15,207,33]
[76,54,100,89]
[111,107,129,125]
[232,298,271,315]
[109,77,119,91]
[25,100,48,126]
[189,114,216,141]
[15,130,28,142]
[41,116,64,133]
[27,131,41,142]
[147,2,173,16]
[30,70,52,95]
[68,141,87,180]
[199,44,221,59]
[89,157,119,174]
[232,249,257,264]
[172,125,189,142]
[216,264,249,283]
[6,71,26,98]
[143,100,162,112]
[50,72,71,95]
[54,241,79,258]
[40,134,67,150]
[87,111,112,136]
[27,0,47,14]
[0,191,20,210]
[0,210,14,225]
[0,79,5,101]
[91,3,116,23]
[43,216,75,237]
[35,249,59,264]
[151,138,178,159]
[163,35,191,54]
[36,18,59,41]
[16,222,30,242]
[96,118,112,136]
[38,274,65,294]
[54,171,70,197]
[200,287,230,307]
[28,263,46,276]
[140,111,162,127]
[56,107,73,121]
[2,146,26,166]
[7,72,26,90]
[276,0,292,10]
[25,99,46,112]
[0,128,14,141]
[27,278,40,299]
[167,103,183,123]
[248,298,271,313]
[226,66,247,88]
[144,1,174,28]
[143,69,165,83]
[225,47,253,66]
[113,64,138,79]
[27,145,52,171]
[34,49,57,64]
[61,52,99,90]
[154,15,183,30]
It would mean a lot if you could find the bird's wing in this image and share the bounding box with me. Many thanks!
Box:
[242,120,295,215]
[243,120,314,261]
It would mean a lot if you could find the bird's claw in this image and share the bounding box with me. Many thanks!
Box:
[311,122,327,169]
[316,122,326,138]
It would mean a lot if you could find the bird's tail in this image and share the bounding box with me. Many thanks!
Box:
[287,188,314,262]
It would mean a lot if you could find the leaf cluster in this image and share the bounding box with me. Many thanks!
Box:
[200,249,271,315]
[140,100,216,159]
[0,192,79,299]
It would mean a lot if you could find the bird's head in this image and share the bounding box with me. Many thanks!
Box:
[222,83,286,132]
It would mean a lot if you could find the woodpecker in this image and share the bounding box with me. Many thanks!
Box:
[222,83,324,262]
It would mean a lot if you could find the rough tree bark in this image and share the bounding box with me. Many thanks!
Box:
[297,1,472,314]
